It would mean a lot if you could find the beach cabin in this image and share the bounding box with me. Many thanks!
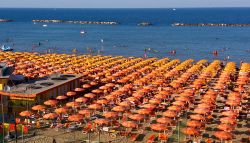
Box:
[0,74,83,113]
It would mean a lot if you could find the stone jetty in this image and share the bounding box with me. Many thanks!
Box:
[0,19,13,22]
[32,19,118,25]
[172,23,250,27]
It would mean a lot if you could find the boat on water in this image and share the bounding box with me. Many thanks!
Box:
[80,30,86,34]
[173,8,176,11]
[1,45,14,52]
[43,24,48,27]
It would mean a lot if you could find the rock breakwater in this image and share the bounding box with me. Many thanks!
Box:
[172,23,250,27]
[32,19,118,25]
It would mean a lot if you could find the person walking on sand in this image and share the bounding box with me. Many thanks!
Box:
[72,48,77,55]
[52,138,56,143]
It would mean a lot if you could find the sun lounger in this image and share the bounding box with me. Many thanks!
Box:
[82,124,92,134]
[130,133,139,142]
[147,135,156,143]
[158,133,168,141]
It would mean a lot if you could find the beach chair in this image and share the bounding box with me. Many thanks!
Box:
[147,135,156,143]
[119,130,129,136]
[130,133,139,142]
[82,123,93,134]
[158,133,168,142]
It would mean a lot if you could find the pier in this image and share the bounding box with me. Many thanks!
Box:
[172,23,250,27]
[32,19,118,25]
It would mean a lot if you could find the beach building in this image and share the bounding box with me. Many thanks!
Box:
[0,74,82,113]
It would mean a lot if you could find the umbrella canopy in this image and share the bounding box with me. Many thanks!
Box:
[92,89,103,94]
[148,98,161,104]
[187,120,203,128]
[68,114,83,122]
[55,107,68,114]
[99,86,109,90]
[105,83,116,88]
[66,101,80,108]
[82,84,91,89]
[158,90,171,95]
[217,124,234,132]
[168,106,182,111]
[154,94,167,100]
[96,99,108,105]
[19,110,33,117]
[84,93,96,99]
[78,109,91,116]
[90,81,98,86]
[141,104,156,110]
[66,91,77,97]
[118,101,131,107]
[132,92,144,99]
[226,100,240,106]
[220,117,236,125]
[94,118,109,125]
[189,114,205,121]
[31,105,45,111]
[126,97,138,102]
[213,131,233,140]
[103,111,118,118]
[150,124,167,132]
[104,94,117,100]
[197,103,213,109]
[172,101,185,106]
[112,106,125,112]
[75,88,85,92]
[163,110,178,118]
[181,127,200,136]
[175,96,190,102]
[193,108,210,115]
[43,113,58,120]
[121,121,137,128]
[128,114,144,121]
[221,110,237,118]
[56,95,68,100]
[136,109,151,115]
[88,104,102,110]
[75,97,88,103]
[156,117,172,124]
[44,100,58,106]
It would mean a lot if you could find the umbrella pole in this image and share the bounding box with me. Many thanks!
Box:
[98,128,101,143]
[88,132,90,143]
[22,125,24,143]
[178,120,180,143]
[1,95,5,143]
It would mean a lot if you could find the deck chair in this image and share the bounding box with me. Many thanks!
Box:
[158,133,168,142]
[130,133,139,142]
[147,135,156,143]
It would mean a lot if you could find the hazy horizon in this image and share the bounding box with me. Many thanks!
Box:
[1,7,250,9]
[0,0,250,8]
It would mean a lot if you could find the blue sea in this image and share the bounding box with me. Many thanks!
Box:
[0,8,250,63]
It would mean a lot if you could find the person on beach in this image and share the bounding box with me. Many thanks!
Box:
[52,138,56,143]
[144,48,148,58]
[72,48,77,55]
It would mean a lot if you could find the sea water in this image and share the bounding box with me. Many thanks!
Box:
[0,8,250,63]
